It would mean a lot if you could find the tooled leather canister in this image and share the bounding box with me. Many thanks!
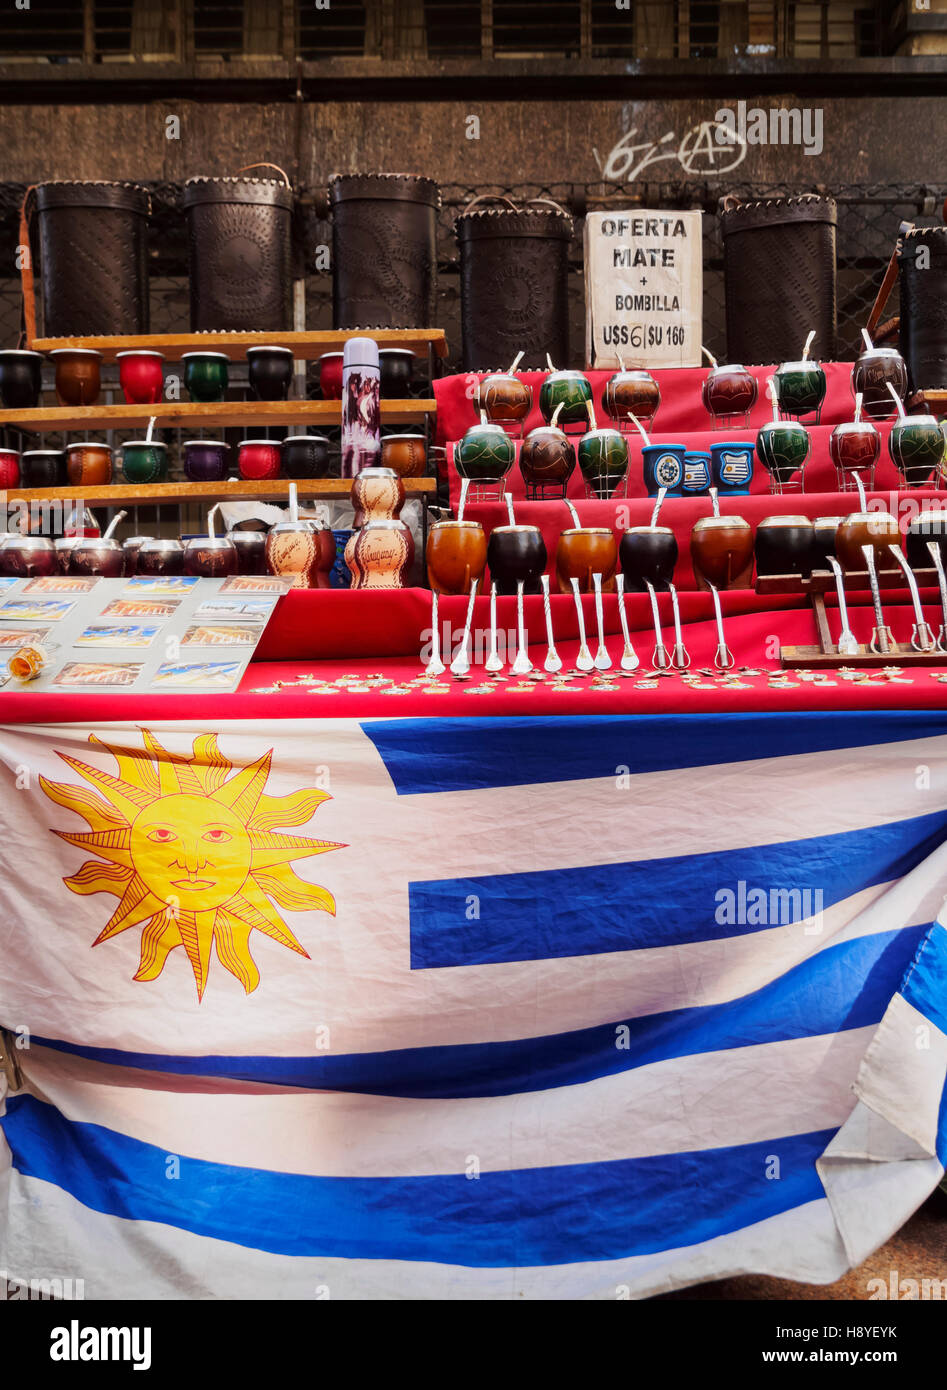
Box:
[35,181,150,337]
[898,227,947,391]
[719,194,837,364]
[182,175,293,331]
[329,174,440,328]
[455,201,573,372]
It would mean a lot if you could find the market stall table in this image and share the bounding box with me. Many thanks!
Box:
[2,381,946,1299]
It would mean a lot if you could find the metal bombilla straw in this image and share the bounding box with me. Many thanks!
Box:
[925,540,947,653]
[886,381,907,422]
[569,576,595,673]
[645,580,669,670]
[510,578,533,676]
[500,492,533,676]
[627,411,650,503]
[667,579,690,670]
[450,578,480,676]
[653,478,686,668]
[423,467,447,677]
[102,510,127,541]
[485,582,503,673]
[540,572,562,673]
[592,570,612,670]
[827,557,859,657]
[627,411,651,448]
[614,573,639,671]
[861,544,893,655]
[889,542,935,651]
[707,582,734,670]
[424,588,446,676]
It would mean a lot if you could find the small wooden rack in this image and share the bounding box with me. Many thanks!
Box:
[757,568,947,668]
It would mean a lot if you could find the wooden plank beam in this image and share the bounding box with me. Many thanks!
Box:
[30,329,449,362]
[0,400,437,434]
[8,479,437,508]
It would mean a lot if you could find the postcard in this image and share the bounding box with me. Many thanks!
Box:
[218,576,293,594]
[180,624,262,648]
[22,576,99,595]
[122,577,199,597]
[0,627,51,648]
[194,596,275,621]
[76,624,161,649]
[100,598,180,620]
[0,599,76,623]
[151,661,243,689]
[52,662,143,688]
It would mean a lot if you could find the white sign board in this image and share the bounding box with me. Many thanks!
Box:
[584,209,703,369]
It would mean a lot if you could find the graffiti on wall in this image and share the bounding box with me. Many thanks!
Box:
[593,121,748,182]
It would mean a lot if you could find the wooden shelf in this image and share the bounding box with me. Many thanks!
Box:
[29,329,449,362]
[781,644,945,669]
[0,399,436,433]
[756,566,932,596]
[6,479,437,507]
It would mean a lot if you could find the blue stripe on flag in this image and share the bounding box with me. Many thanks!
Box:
[31,925,928,1099]
[409,810,947,968]
[0,1093,834,1266]
[362,712,947,794]
[897,921,947,1167]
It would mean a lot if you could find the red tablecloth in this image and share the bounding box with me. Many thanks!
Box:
[0,588,944,722]
[433,363,936,506]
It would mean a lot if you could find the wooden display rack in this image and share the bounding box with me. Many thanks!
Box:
[2,329,446,537]
[757,568,947,669]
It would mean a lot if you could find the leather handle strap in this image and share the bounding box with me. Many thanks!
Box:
[18,185,37,347]
[867,219,914,340]
[235,162,292,189]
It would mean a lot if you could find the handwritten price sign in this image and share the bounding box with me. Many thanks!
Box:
[584,210,704,370]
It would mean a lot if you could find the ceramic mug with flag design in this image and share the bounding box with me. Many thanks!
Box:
[710,440,755,496]
[641,443,685,497]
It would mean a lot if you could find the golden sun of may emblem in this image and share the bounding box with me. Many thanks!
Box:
[40,730,345,1001]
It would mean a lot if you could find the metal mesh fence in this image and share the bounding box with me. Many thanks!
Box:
[0,179,943,369]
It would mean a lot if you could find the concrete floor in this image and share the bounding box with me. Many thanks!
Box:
[659,1192,947,1300]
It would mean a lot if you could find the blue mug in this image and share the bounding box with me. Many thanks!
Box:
[331,529,353,589]
[683,450,711,496]
[641,443,686,497]
[710,440,755,496]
